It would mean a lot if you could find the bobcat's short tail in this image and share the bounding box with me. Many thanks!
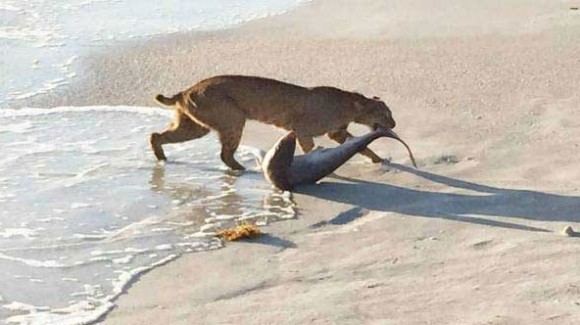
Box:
[154,93,180,107]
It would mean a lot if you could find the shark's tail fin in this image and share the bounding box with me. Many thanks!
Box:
[377,128,417,168]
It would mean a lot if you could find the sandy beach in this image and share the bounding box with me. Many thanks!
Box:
[20,0,580,324]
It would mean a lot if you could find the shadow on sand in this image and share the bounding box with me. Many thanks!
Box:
[241,233,297,249]
[296,164,580,232]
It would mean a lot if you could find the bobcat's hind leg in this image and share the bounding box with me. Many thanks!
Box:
[150,112,210,161]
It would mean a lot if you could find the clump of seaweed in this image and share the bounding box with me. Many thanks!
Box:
[217,222,261,241]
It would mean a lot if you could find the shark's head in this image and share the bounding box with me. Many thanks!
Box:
[261,131,296,191]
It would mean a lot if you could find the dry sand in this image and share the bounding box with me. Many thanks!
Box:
[24,0,580,324]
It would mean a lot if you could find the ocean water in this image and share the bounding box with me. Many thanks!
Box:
[0,107,295,324]
[0,1,306,324]
[0,0,308,105]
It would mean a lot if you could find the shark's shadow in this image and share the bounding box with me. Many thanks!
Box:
[296,164,580,232]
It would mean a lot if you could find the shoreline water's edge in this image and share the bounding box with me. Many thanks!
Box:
[3,0,314,110]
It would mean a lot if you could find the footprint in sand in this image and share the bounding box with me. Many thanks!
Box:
[433,155,460,165]
[412,154,463,168]
[528,96,580,135]
[471,239,494,250]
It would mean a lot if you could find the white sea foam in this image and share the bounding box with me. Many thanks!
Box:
[0,121,33,133]
[70,203,92,209]
[0,228,41,239]
[0,3,21,11]
[0,105,173,117]
[0,106,295,324]
[3,301,50,312]
[4,253,183,325]
[0,253,66,268]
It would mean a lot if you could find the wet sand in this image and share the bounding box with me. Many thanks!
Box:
[23,0,580,324]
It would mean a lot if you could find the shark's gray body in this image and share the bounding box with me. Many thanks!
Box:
[261,129,416,191]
